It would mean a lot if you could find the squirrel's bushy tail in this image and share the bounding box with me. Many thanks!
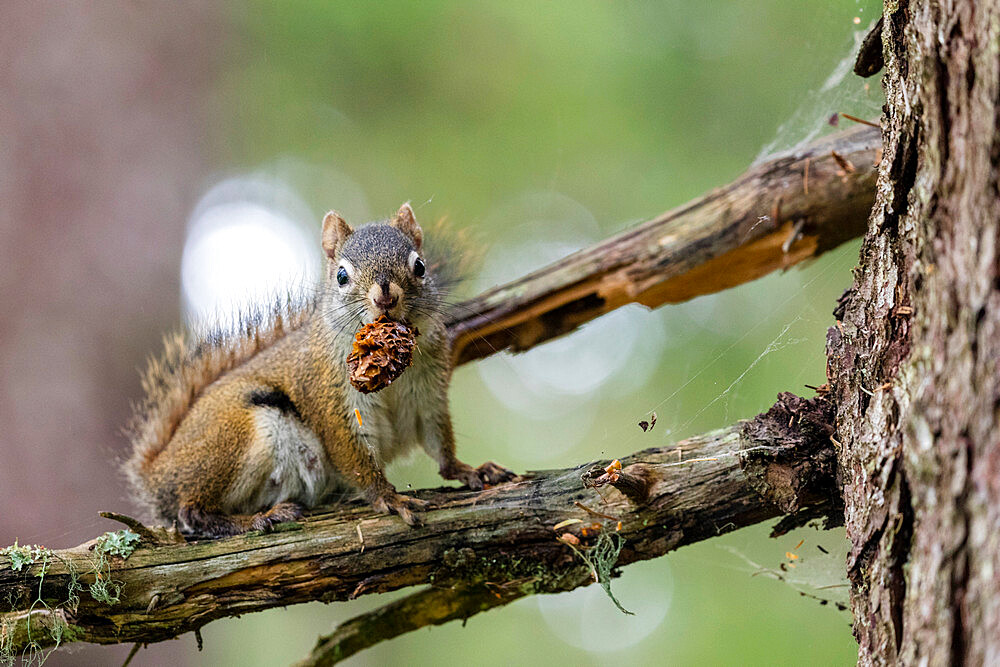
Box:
[123,292,315,501]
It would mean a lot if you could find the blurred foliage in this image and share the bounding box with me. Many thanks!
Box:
[197,1,880,664]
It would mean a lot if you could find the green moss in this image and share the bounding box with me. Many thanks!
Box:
[0,543,62,666]
[1,543,52,574]
[86,530,141,605]
[0,618,13,667]
[435,546,573,594]
[563,530,633,615]
[93,530,140,559]
[270,521,304,533]
[0,530,141,664]
[87,575,123,606]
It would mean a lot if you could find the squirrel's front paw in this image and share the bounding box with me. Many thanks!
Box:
[477,461,517,486]
[372,492,429,527]
[443,460,517,491]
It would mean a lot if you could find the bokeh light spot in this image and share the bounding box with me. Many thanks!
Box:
[181,177,321,328]
[536,561,674,651]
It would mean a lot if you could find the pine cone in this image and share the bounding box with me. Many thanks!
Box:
[346,316,419,393]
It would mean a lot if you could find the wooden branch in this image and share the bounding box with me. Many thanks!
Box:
[0,395,836,656]
[448,123,880,365]
[293,580,543,667]
[294,391,839,665]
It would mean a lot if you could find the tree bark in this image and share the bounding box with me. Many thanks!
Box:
[827,1,1000,664]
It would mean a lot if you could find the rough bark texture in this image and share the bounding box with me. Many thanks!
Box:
[827,1,1000,664]
[0,400,837,655]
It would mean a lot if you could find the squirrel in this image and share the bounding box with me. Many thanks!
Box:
[124,203,515,537]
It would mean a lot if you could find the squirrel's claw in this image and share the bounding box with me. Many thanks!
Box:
[249,501,305,532]
[477,461,517,486]
[177,501,304,539]
[373,492,429,526]
[443,460,517,491]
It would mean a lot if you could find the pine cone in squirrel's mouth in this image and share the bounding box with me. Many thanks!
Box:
[346,316,419,394]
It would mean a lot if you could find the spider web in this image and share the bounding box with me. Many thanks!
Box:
[757,12,885,161]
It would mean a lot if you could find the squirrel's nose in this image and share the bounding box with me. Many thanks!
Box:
[373,286,398,310]
[374,293,398,309]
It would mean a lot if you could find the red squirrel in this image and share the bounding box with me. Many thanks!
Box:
[125,204,514,537]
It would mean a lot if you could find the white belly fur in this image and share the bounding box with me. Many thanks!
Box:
[226,408,331,512]
[344,345,440,466]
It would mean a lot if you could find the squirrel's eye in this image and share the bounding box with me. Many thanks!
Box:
[336,267,349,286]
[413,257,425,278]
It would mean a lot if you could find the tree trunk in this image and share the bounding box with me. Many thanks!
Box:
[827,1,1000,664]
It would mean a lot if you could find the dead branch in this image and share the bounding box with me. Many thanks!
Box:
[293,580,542,667]
[449,124,879,365]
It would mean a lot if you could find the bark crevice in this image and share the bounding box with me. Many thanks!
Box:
[832,0,1000,662]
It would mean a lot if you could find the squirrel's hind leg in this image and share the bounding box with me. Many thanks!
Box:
[178,502,304,538]
[174,387,326,539]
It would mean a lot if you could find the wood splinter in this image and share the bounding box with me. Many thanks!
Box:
[782,219,808,254]
[98,511,182,547]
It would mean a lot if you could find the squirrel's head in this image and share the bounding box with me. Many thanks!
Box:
[321,203,434,326]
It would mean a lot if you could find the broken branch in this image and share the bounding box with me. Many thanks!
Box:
[449,124,879,365]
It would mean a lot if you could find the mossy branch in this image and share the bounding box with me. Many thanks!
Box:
[294,392,839,665]
[0,394,838,659]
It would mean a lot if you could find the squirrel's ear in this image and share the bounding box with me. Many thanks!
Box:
[391,202,423,250]
[321,211,353,259]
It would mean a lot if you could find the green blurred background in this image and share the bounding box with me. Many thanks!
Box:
[0,1,883,664]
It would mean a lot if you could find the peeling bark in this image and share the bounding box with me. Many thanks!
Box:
[449,125,879,366]
[827,1,1000,663]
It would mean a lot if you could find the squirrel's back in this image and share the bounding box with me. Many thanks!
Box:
[123,293,315,507]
